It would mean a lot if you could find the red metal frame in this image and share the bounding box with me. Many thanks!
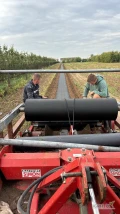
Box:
[30,193,39,214]
[0,151,60,179]
[0,147,120,213]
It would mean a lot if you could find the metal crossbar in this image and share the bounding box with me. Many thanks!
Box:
[0,68,120,73]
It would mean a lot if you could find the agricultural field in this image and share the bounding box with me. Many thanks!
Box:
[64,62,120,101]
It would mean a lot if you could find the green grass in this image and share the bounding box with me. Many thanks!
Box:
[0,74,32,97]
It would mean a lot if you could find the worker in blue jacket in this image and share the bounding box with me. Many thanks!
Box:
[23,73,47,102]
[83,74,109,98]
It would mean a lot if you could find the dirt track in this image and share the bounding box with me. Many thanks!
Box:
[65,73,82,98]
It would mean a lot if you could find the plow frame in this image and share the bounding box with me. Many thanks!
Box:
[0,147,120,213]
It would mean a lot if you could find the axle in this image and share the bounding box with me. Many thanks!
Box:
[0,138,120,151]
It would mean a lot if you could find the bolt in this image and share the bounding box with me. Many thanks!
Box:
[82,148,86,152]
[67,148,71,151]
[63,179,66,184]
[68,157,72,162]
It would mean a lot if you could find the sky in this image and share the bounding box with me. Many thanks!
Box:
[0,0,120,58]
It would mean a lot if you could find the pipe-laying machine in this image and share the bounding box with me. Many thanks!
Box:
[0,70,120,214]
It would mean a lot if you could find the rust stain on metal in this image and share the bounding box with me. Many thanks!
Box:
[98,146,105,152]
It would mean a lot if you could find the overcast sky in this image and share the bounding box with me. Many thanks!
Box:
[0,0,120,58]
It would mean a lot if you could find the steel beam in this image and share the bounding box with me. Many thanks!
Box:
[0,68,120,73]
[0,138,120,151]
[0,103,24,132]
[21,133,120,147]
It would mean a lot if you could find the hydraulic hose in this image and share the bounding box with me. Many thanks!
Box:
[17,166,62,214]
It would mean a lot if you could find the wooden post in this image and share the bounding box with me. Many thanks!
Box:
[7,122,13,139]
[0,132,3,138]
[45,125,53,136]
[5,114,25,139]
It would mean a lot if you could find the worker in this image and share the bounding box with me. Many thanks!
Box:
[83,74,109,98]
[23,73,47,102]
[83,73,109,133]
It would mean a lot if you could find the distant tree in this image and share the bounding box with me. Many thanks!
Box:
[82,58,88,62]
[61,57,82,63]
[76,57,81,62]
[88,51,120,63]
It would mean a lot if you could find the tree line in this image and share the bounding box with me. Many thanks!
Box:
[61,57,82,63]
[0,45,58,70]
[61,51,120,63]
[0,45,58,83]
[89,51,120,63]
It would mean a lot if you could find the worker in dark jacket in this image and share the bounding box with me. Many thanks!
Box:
[23,73,47,102]
[83,74,109,98]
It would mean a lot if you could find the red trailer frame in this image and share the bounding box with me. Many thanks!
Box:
[0,146,120,214]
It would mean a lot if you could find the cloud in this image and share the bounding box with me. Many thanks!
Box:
[0,0,120,58]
